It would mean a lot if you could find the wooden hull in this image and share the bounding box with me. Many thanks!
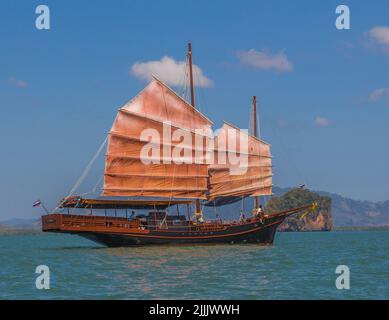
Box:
[41,213,286,246]
[76,221,282,246]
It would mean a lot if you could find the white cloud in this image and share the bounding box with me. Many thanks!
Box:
[8,76,28,88]
[369,26,389,45]
[237,49,293,72]
[366,26,389,53]
[314,117,330,127]
[369,88,389,103]
[130,56,213,87]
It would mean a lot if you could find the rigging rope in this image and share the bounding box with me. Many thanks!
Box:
[181,59,189,100]
[256,97,262,141]
[194,69,202,113]
[67,136,108,197]
[51,136,108,213]
[91,174,104,193]
[240,195,245,212]
[270,115,306,194]
[255,99,266,204]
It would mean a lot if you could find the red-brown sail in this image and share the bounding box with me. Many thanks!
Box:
[208,122,272,200]
[103,77,213,199]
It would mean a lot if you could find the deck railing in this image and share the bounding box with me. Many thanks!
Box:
[56,214,228,232]
[60,214,140,229]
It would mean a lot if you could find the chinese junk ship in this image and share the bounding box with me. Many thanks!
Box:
[42,44,315,246]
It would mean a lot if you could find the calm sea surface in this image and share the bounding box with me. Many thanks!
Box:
[1,231,388,299]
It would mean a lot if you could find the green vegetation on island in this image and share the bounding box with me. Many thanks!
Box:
[265,188,333,232]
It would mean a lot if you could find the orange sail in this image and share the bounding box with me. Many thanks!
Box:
[103,77,272,202]
[208,122,272,201]
[102,77,213,199]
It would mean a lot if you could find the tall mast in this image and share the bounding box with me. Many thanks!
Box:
[188,43,195,108]
[188,43,202,215]
[252,96,260,209]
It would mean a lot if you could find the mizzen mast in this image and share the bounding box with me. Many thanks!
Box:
[187,42,203,220]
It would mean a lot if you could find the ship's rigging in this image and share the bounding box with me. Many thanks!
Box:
[41,43,316,247]
[62,43,272,213]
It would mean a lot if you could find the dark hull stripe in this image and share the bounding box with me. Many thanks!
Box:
[86,220,280,240]
[73,219,283,246]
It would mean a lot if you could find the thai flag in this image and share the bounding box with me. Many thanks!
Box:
[33,199,42,207]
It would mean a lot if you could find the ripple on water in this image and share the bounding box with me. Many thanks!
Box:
[1,232,388,299]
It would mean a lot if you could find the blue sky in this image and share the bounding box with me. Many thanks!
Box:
[1,0,389,219]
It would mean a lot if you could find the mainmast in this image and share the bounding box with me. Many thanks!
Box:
[188,43,195,108]
[187,43,202,218]
[252,96,260,209]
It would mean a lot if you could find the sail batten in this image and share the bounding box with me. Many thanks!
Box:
[209,185,273,199]
[109,131,213,153]
[105,173,209,178]
[209,174,273,185]
[106,154,210,164]
[103,189,207,199]
[117,109,213,138]
[104,187,208,191]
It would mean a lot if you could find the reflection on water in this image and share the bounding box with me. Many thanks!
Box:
[88,244,274,299]
[1,232,389,299]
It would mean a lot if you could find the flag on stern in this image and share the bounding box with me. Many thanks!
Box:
[33,199,42,207]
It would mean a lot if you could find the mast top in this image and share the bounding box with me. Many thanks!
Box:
[252,96,258,138]
[187,42,195,108]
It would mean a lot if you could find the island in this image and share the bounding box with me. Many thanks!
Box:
[265,188,333,231]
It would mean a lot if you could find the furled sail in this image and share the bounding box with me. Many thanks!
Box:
[102,77,213,199]
[207,122,272,202]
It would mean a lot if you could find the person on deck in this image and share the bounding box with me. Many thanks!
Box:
[195,212,204,223]
[239,210,246,223]
[253,205,265,223]
[258,205,265,222]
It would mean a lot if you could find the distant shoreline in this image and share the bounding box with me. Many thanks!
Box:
[0,228,41,235]
[333,225,389,231]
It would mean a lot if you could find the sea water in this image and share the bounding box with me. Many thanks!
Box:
[0,231,388,299]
